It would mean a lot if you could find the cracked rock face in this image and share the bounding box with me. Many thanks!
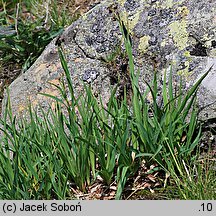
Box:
[2,0,216,120]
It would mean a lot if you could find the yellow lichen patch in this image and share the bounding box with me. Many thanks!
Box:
[202,34,212,48]
[183,51,191,58]
[178,52,193,77]
[119,11,141,35]
[117,0,143,33]
[205,41,212,48]
[128,12,141,32]
[169,20,189,50]
[118,0,127,6]
[177,6,190,18]
[118,11,129,29]
[138,35,151,53]
[177,61,190,77]
[164,0,173,8]
[82,13,88,21]
[209,49,216,57]
[161,40,166,47]
[162,0,185,8]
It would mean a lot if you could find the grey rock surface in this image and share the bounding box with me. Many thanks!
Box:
[2,0,216,120]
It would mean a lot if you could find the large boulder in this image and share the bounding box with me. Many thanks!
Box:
[2,0,216,120]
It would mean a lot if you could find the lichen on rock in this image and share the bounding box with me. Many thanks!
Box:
[138,35,151,53]
[169,20,188,51]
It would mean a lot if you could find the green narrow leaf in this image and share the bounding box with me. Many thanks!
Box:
[174,66,212,120]
[115,166,129,200]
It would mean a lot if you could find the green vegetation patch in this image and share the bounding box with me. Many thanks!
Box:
[0,24,214,200]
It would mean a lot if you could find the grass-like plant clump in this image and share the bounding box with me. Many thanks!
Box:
[0,23,215,200]
[0,0,76,72]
